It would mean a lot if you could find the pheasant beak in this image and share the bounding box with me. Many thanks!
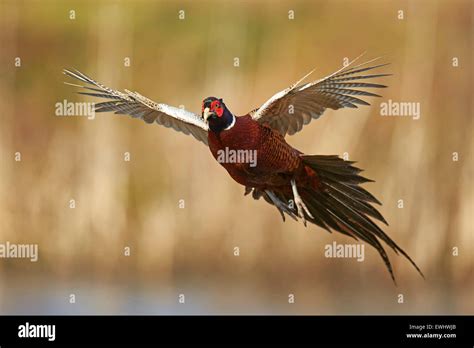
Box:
[203,107,215,121]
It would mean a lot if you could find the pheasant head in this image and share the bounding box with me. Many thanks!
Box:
[202,97,235,132]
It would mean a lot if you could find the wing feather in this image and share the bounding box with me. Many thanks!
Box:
[63,69,209,145]
[251,55,390,137]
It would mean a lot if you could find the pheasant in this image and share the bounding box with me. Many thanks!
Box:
[64,55,424,283]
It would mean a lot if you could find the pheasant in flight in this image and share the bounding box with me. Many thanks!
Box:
[64,55,423,283]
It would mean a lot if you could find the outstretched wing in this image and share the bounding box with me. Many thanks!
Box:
[251,55,390,137]
[63,69,209,145]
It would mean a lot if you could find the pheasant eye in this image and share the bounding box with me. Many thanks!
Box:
[210,100,220,110]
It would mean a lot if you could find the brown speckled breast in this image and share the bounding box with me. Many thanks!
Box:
[208,115,303,190]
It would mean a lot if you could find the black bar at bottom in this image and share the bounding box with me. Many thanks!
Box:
[0,315,472,346]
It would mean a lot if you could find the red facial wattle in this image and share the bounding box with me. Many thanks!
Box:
[215,106,223,117]
[210,100,224,117]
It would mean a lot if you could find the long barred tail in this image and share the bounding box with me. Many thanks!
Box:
[300,155,424,284]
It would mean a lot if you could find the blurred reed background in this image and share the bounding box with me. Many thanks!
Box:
[0,0,472,314]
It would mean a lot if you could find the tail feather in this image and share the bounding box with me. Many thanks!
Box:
[329,179,382,205]
[301,155,424,283]
[324,182,388,224]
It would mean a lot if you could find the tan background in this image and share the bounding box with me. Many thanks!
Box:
[0,0,472,314]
